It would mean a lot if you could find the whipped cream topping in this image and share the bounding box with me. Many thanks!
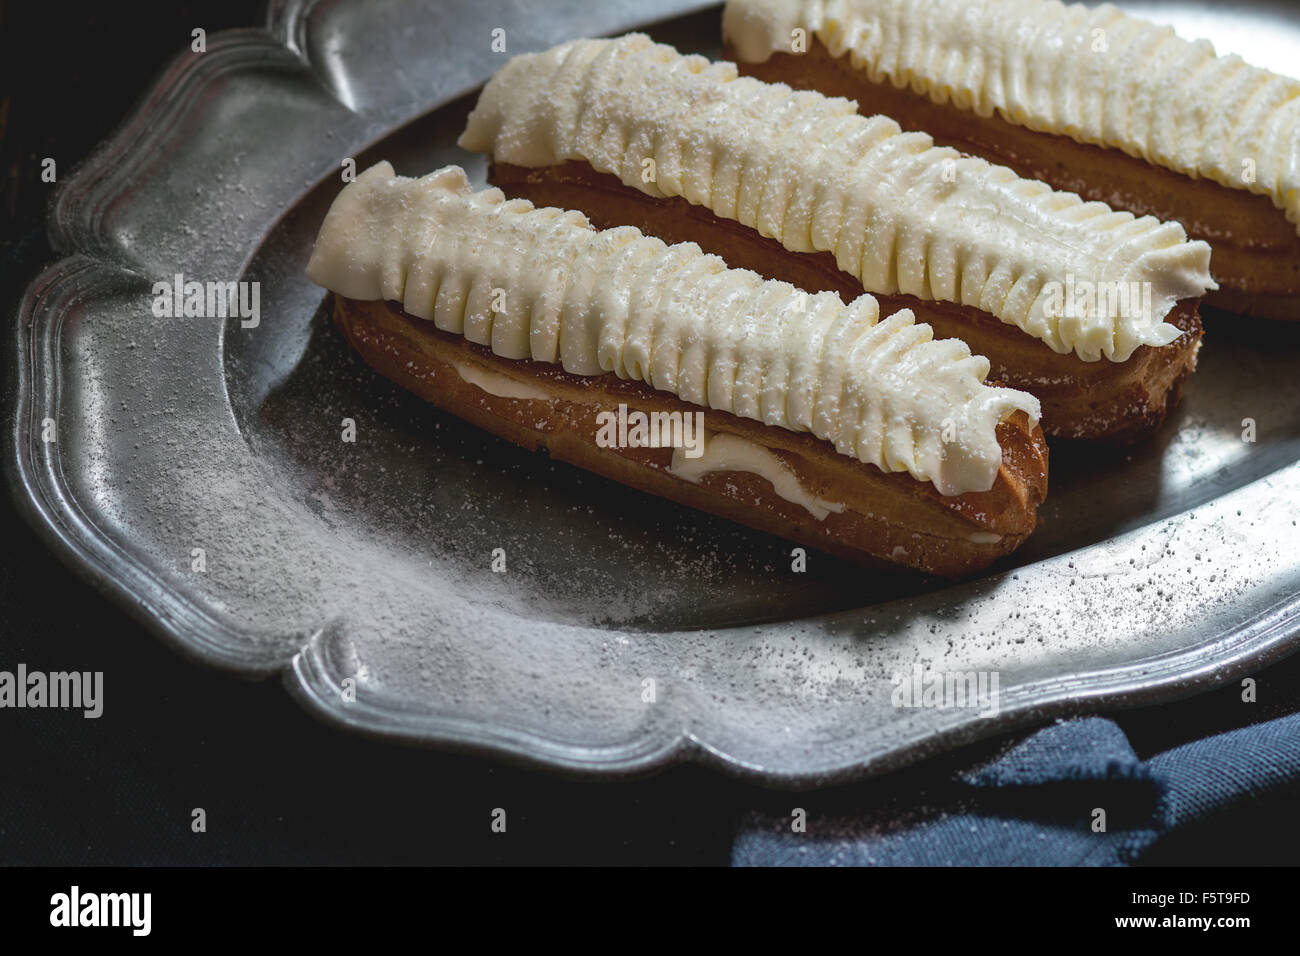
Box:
[458,34,1215,363]
[306,162,1040,495]
[724,0,1300,236]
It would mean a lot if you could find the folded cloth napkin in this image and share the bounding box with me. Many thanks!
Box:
[732,706,1300,866]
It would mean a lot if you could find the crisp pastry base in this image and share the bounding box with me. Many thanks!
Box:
[332,295,1049,576]
[729,41,1300,321]
[491,161,1203,444]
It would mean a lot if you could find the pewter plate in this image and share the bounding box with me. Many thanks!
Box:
[8,0,1300,787]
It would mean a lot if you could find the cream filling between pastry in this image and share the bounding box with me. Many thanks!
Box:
[670,431,845,521]
[448,359,555,402]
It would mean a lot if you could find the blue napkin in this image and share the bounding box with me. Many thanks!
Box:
[732,706,1300,866]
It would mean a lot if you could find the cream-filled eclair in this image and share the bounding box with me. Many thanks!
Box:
[722,0,1300,320]
[307,162,1048,574]
[458,34,1217,442]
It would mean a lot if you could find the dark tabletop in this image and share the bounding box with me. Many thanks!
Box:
[2,0,1299,867]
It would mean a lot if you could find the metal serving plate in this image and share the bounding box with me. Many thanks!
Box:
[8,0,1300,786]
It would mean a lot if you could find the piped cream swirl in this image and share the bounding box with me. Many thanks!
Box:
[306,162,1040,495]
[723,0,1300,235]
[458,33,1216,363]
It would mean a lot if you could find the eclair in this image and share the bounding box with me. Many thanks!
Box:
[307,162,1048,575]
[722,0,1300,320]
[458,34,1217,443]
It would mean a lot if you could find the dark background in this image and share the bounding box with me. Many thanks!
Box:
[2,0,1299,866]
